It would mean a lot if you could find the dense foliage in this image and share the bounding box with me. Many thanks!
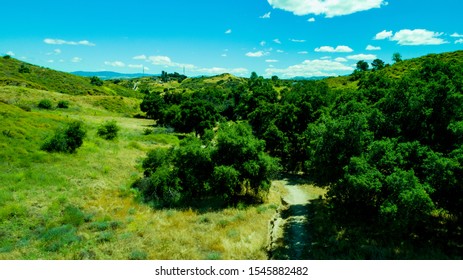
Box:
[133,122,279,206]
[137,52,463,258]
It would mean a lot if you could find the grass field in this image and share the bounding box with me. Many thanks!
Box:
[0,86,281,259]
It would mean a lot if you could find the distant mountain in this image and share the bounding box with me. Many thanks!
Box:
[71,71,157,80]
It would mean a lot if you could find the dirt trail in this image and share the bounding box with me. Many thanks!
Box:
[268,178,315,260]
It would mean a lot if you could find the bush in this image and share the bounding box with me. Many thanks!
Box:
[42,121,86,153]
[57,100,70,109]
[97,120,120,140]
[38,99,53,109]
[90,76,103,86]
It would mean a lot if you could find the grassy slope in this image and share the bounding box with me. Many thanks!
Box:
[0,86,280,260]
[0,57,140,98]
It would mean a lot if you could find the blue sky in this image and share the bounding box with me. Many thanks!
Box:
[1,0,463,78]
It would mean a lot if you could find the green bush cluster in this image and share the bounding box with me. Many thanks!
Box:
[38,99,53,109]
[133,122,279,207]
[97,120,120,140]
[42,121,86,153]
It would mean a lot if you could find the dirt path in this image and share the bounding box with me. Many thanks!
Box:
[268,177,322,260]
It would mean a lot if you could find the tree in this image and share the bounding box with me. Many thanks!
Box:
[42,121,86,153]
[140,91,166,120]
[97,120,120,140]
[392,52,402,63]
[371,59,385,71]
[356,60,369,72]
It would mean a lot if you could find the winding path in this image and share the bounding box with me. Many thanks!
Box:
[268,178,316,260]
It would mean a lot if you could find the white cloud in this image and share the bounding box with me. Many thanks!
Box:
[47,49,62,55]
[105,61,125,67]
[266,59,279,63]
[267,0,386,18]
[347,54,377,60]
[245,51,268,57]
[47,60,54,63]
[455,39,463,44]
[225,29,232,34]
[335,57,348,62]
[6,51,15,56]
[391,29,447,45]
[308,17,316,22]
[276,50,285,53]
[260,41,266,47]
[321,56,331,60]
[366,45,381,51]
[298,51,308,54]
[375,29,448,45]
[266,59,354,78]
[44,38,95,46]
[273,38,282,44]
[221,54,228,57]
[133,55,147,60]
[315,45,353,53]
[197,67,248,76]
[451,32,463,38]
[71,57,82,63]
[374,30,393,40]
[260,12,271,19]
[290,39,306,43]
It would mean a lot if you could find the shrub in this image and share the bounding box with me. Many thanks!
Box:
[90,76,103,86]
[42,121,86,153]
[18,64,31,73]
[57,100,70,109]
[97,120,120,140]
[38,99,53,109]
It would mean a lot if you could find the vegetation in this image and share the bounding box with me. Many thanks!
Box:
[97,120,120,140]
[42,121,86,153]
[2,50,463,260]
[38,99,53,109]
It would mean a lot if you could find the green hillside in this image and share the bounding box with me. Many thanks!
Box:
[0,56,140,98]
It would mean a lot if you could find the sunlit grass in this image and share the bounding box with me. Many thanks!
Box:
[0,86,279,259]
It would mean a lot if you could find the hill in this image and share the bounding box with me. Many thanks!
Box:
[0,56,140,98]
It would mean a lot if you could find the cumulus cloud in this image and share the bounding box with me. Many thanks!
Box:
[375,29,448,45]
[455,39,463,44]
[374,30,393,40]
[44,38,95,46]
[105,61,125,67]
[6,51,15,56]
[366,45,381,51]
[308,17,316,22]
[225,29,232,34]
[315,45,353,53]
[260,41,266,47]
[71,57,82,63]
[246,51,268,57]
[291,39,306,43]
[393,29,447,45]
[450,32,463,38]
[273,39,282,44]
[266,59,354,78]
[335,57,348,62]
[347,54,377,60]
[267,0,386,18]
[260,12,271,19]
